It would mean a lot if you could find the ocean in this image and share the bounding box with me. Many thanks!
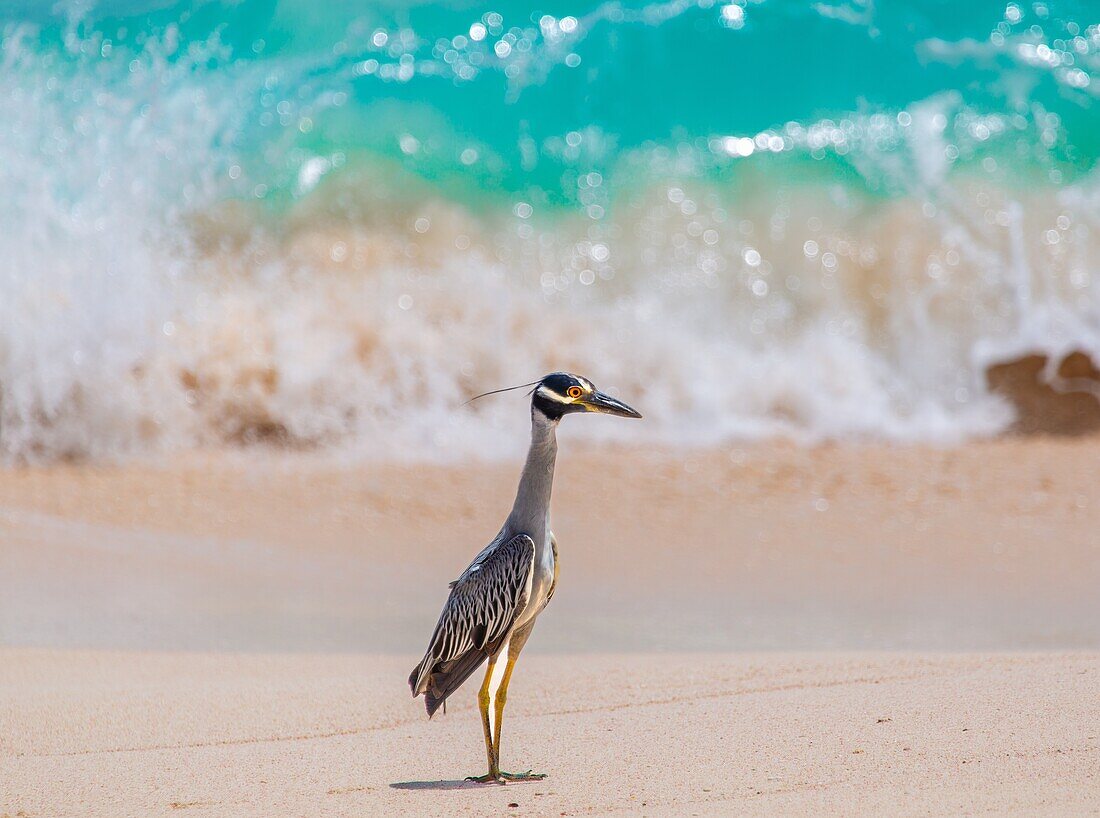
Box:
[1,0,1098,461]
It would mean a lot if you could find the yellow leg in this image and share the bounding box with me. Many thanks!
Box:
[492,634,546,782]
[490,656,514,761]
[466,656,503,783]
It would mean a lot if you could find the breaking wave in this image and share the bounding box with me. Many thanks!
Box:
[1,0,1099,461]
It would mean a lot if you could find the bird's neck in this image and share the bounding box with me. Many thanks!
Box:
[506,407,558,535]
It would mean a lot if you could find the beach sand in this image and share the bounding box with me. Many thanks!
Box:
[2,438,1100,815]
[3,650,1098,817]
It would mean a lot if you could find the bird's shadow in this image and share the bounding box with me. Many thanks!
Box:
[389,779,491,791]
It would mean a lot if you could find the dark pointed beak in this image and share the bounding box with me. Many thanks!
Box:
[580,390,642,419]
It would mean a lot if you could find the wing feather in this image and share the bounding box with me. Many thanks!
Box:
[408,533,535,716]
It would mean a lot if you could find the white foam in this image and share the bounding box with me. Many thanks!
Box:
[2,25,1099,463]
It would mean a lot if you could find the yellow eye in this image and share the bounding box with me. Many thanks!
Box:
[567,386,583,399]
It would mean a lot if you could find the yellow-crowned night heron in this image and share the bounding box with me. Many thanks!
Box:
[409,372,641,784]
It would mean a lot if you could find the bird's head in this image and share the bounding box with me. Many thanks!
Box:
[531,372,642,422]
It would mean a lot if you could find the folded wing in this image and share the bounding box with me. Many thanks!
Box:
[409,533,535,717]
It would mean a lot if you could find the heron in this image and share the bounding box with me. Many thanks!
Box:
[408,372,641,784]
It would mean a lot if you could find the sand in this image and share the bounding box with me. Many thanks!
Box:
[2,438,1100,815]
[3,650,1098,817]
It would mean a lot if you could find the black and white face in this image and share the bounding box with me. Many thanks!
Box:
[531,372,642,421]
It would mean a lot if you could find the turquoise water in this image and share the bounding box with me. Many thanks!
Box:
[1,1,1098,459]
[5,0,1097,205]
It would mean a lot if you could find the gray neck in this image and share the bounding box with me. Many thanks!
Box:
[505,407,558,536]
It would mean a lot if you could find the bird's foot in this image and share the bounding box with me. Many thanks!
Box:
[465,773,506,785]
[500,770,547,782]
[464,770,546,784]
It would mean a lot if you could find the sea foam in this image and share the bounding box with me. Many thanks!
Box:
[1,2,1098,461]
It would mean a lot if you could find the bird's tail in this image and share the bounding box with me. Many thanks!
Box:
[409,648,488,718]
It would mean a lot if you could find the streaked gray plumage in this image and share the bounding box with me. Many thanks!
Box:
[407,372,641,783]
[409,532,535,717]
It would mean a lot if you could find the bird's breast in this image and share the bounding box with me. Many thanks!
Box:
[516,527,557,627]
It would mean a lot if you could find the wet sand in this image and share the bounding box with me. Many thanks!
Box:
[3,439,1099,651]
[2,438,1100,814]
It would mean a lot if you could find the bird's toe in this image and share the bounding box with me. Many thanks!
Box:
[465,773,507,785]
[499,770,547,781]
